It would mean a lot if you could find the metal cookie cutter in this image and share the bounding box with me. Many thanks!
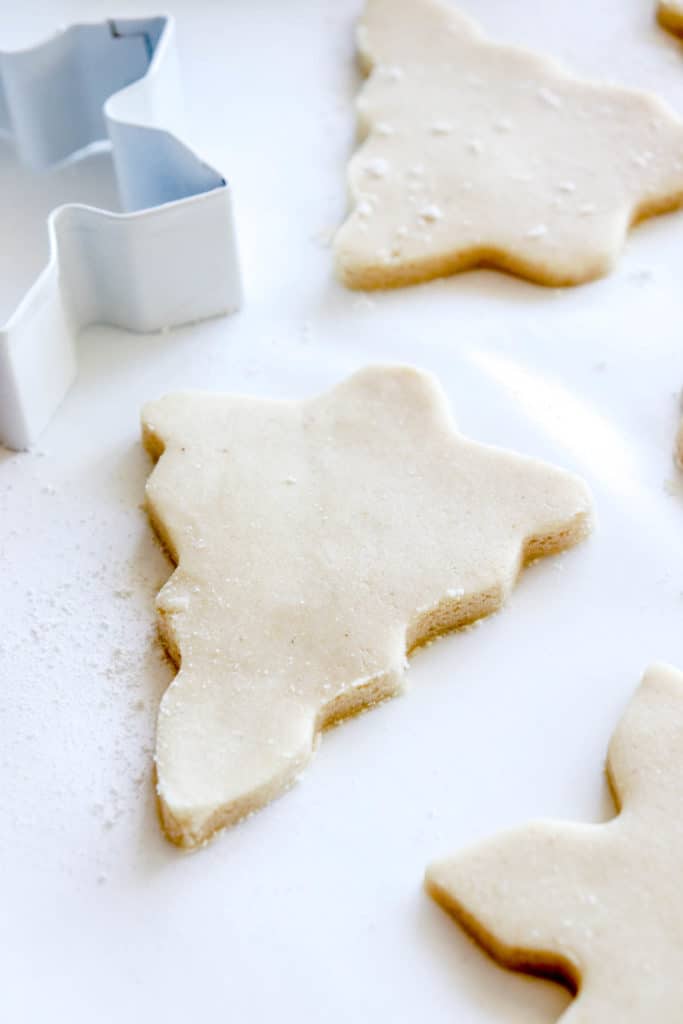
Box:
[0,16,242,450]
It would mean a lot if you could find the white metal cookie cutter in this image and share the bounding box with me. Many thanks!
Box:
[0,15,242,450]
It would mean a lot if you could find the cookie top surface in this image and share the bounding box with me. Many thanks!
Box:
[142,365,592,847]
[427,663,683,1020]
[335,0,683,288]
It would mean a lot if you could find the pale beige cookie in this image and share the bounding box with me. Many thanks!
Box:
[658,1,683,37]
[335,0,683,289]
[675,387,683,467]
[142,365,592,849]
[426,663,683,1021]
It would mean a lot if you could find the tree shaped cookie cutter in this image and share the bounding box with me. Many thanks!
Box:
[0,16,242,451]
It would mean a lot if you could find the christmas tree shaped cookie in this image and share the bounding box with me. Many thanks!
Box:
[658,1,683,36]
[335,0,683,289]
[427,663,683,1021]
[142,366,592,848]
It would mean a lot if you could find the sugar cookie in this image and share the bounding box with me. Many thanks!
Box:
[335,0,683,289]
[426,663,683,1021]
[142,365,592,848]
[658,1,683,36]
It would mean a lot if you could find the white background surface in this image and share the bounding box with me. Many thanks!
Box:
[2,1,683,1021]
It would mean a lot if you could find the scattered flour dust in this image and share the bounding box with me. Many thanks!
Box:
[0,446,173,882]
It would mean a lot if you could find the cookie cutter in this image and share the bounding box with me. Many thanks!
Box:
[0,15,242,450]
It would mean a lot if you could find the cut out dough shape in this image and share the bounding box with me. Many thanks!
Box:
[335,0,683,289]
[658,1,683,37]
[427,663,683,1021]
[142,365,592,848]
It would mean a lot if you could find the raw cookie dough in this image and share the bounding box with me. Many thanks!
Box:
[426,663,683,1022]
[335,0,683,289]
[142,365,592,849]
[658,1,683,36]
